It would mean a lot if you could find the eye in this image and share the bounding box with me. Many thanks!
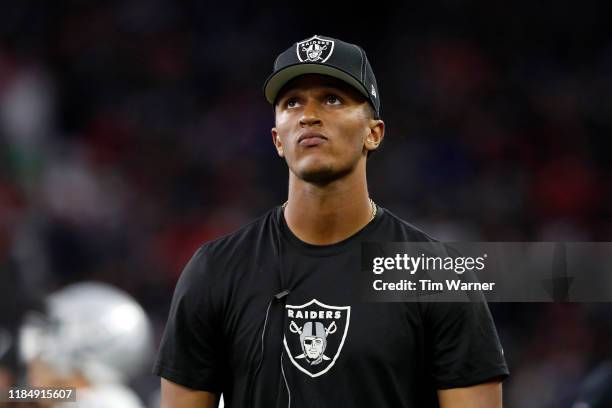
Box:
[286,98,299,108]
[326,94,341,105]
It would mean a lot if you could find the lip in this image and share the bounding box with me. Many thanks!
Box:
[298,132,328,146]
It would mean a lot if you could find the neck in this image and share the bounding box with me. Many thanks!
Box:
[283,162,374,245]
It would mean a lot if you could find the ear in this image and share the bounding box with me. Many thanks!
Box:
[271,128,284,157]
[364,119,385,153]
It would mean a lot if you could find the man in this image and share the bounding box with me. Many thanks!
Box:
[20,282,153,408]
[296,321,331,366]
[155,35,509,407]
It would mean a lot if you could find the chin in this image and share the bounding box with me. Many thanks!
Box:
[288,151,362,185]
[295,162,353,185]
[299,166,336,184]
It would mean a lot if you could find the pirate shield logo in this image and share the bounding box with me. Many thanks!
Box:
[284,299,351,377]
[296,35,335,63]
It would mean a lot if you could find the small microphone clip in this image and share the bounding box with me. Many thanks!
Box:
[274,290,291,300]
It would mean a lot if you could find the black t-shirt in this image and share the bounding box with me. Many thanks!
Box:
[154,206,509,407]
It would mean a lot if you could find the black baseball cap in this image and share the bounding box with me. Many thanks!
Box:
[263,35,380,116]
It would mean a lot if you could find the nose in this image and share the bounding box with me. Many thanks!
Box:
[299,99,322,127]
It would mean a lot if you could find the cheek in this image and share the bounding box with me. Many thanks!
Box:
[275,111,293,132]
[274,116,294,145]
[336,116,368,148]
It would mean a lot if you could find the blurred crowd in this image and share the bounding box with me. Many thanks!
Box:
[0,1,610,407]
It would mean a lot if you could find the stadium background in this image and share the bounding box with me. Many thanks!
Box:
[0,1,610,407]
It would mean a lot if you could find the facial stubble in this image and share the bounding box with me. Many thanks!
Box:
[287,147,363,186]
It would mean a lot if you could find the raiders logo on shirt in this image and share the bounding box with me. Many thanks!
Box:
[283,299,351,377]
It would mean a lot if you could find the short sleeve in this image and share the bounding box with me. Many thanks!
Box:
[153,246,226,392]
[424,298,509,389]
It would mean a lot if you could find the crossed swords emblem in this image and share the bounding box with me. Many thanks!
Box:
[290,320,337,361]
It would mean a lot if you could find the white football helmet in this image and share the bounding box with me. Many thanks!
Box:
[20,282,153,384]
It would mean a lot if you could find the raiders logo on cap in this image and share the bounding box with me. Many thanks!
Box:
[296,35,335,63]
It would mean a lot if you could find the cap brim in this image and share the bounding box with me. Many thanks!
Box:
[263,63,369,105]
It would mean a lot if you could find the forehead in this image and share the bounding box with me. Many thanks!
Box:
[275,74,366,102]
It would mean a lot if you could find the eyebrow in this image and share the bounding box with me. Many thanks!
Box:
[286,83,350,94]
[277,84,359,103]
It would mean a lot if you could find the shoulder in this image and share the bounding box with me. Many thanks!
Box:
[198,206,278,258]
[377,206,438,243]
[176,207,278,286]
